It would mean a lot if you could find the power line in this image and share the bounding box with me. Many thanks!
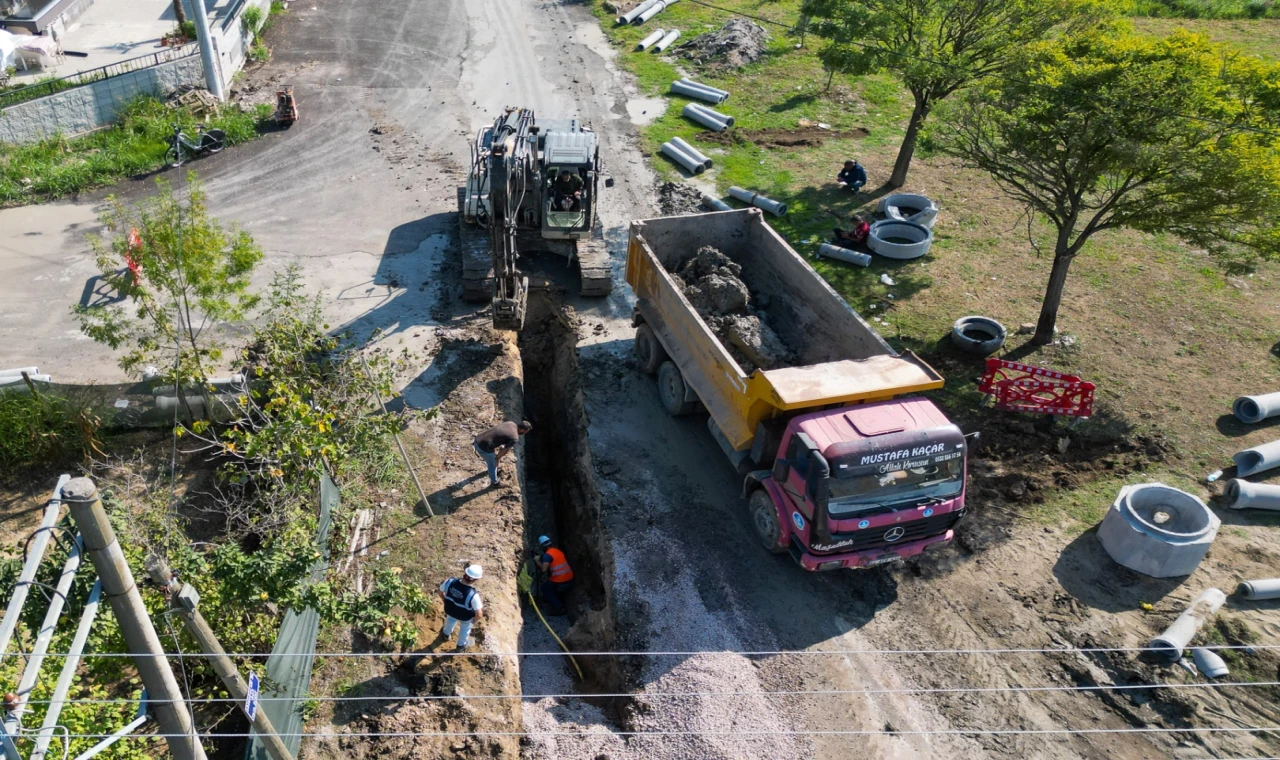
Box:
[16,679,1280,705]
[17,726,1280,739]
[678,0,1280,139]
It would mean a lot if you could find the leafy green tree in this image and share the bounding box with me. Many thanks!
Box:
[933,30,1280,344]
[803,0,1106,187]
[75,174,263,416]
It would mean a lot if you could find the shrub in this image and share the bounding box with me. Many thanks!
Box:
[0,386,104,472]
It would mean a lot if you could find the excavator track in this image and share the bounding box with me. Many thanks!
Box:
[458,187,494,304]
[576,231,613,298]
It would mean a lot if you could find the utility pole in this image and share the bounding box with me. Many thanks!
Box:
[145,558,295,760]
[188,0,224,100]
[61,478,207,760]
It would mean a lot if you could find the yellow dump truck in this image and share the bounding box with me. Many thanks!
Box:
[626,208,969,571]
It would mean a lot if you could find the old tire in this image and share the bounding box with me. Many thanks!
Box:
[748,489,787,554]
[657,361,698,416]
[634,325,667,375]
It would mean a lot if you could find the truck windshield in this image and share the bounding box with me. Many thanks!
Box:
[827,458,963,517]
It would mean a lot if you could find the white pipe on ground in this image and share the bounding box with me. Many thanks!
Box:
[619,0,662,24]
[636,28,666,51]
[1192,647,1229,678]
[1238,578,1280,600]
[1149,587,1226,662]
[1234,391,1280,424]
[701,193,731,211]
[682,103,727,132]
[671,80,725,104]
[728,186,786,216]
[636,0,679,24]
[680,77,729,99]
[1233,438,1280,477]
[1224,478,1280,511]
[817,243,871,266]
[661,141,704,174]
[689,102,734,127]
[0,366,39,377]
[0,373,53,385]
[653,29,681,52]
[670,136,711,169]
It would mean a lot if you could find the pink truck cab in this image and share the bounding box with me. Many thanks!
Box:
[744,398,967,570]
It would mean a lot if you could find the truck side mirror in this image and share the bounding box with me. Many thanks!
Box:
[805,450,830,502]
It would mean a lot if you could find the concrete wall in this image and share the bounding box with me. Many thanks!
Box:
[0,53,204,144]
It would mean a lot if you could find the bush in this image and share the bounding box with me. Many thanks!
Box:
[241,5,264,38]
[180,19,197,39]
[0,387,103,473]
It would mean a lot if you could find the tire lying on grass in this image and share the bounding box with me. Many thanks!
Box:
[951,316,1007,357]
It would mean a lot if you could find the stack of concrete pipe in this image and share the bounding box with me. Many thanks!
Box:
[619,0,661,23]
[652,29,681,52]
[635,0,680,24]
[0,367,52,388]
[728,186,786,216]
[636,28,666,51]
[670,137,711,170]
[681,103,733,132]
[660,141,705,174]
[1233,390,1280,424]
[670,78,729,104]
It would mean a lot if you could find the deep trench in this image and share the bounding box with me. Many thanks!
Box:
[516,292,629,700]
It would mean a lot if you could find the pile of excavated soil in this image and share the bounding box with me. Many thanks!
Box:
[657,181,706,216]
[676,19,769,70]
[666,246,791,372]
[700,125,871,149]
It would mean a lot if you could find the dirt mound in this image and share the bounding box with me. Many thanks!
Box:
[701,126,870,149]
[667,246,791,371]
[658,181,706,216]
[676,19,769,69]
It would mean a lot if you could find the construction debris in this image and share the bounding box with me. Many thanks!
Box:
[658,182,706,216]
[667,246,791,372]
[676,18,769,70]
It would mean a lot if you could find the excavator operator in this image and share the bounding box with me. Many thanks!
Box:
[552,169,584,211]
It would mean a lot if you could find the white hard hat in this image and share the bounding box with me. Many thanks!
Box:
[465,565,483,580]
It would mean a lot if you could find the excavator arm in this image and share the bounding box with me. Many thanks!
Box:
[481,108,533,330]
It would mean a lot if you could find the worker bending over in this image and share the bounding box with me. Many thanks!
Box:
[474,420,532,487]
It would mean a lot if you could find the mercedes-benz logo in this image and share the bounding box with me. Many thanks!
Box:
[884,526,906,543]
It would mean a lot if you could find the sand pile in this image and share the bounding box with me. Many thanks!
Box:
[667,246,791,372]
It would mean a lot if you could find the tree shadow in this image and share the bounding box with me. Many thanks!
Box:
[767,93,817,113]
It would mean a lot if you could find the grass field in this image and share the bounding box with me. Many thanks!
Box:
[1132,16,1280,56]
[597,0,1280,523]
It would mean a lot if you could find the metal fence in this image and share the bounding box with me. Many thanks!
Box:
[0,42,199,110]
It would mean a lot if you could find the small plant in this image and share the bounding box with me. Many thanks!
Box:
[0,385,104,473]
[248,41,271,62]
[241,5,265,38]
[181,19,197,39]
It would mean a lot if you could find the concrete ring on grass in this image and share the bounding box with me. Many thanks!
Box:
[1096,483,1220,578]
[868,219,932,260]
[877,193,939,228]
[951,316,1006,356]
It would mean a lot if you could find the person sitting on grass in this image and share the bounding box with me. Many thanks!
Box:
[833,215,871,248]
[836,160,867,193]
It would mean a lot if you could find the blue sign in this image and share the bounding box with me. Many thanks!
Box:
[791,511,805,531]
[244,671,260,721]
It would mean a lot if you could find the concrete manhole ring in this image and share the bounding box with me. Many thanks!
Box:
[868,219,932,260]
[1097,483,1220,577]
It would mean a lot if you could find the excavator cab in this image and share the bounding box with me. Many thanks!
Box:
[539,129,598,241]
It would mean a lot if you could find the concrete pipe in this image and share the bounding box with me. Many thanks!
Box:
[678,81,728,103]
[636,0,679,24]
[661,141,704,174]
[877,193,939,229]
[637,28,666,51]
[689,102,734,127]
[670,137,711,169]
[1149,587,1226,662]
[701,193,732,212]
[1239,578,1280,600]
[1233,438,1280,477]
[680,77,729,100]
[653,29,681,52]
[816,243,871,267]
[1233,391,1280,424]
[868,219,932,260]
[670,80,725,104]
[1192,647,1230,678]
[619,0,661,24]
[0,373,52,385]
[951,316,1007,357]
[1223,479,1280,511]
[0,366,39,377]
[728,186,787,216]
[681,103,728,132]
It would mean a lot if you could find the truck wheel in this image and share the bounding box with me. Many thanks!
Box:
[657,361,698,416]
[634,324,667,375]
[748,489,787,554]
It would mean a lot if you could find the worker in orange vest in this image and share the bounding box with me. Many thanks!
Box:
[535,535,574,616]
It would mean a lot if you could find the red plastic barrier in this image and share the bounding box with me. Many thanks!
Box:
[978,359,1094,418]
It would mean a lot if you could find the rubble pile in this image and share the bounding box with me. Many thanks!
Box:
[667,246,791,372]
[677,19,769,70]
[658,181,707,216]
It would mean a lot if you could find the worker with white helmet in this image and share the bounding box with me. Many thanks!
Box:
[439,565,484,651]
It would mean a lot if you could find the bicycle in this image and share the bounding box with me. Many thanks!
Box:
[165,123,226,167]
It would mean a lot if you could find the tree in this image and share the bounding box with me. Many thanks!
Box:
[803,0,1105,188]
[75,175,263,415]
[172,0,187,27]
[933,31,1280,344]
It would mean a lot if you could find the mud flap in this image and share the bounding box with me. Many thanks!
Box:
[708,417,753,475]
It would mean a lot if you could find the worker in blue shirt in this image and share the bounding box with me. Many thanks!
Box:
[837,160,867,193]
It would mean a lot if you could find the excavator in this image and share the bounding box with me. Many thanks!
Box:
[458,107,612,330]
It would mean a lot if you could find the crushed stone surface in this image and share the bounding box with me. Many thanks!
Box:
[677,18,769,70]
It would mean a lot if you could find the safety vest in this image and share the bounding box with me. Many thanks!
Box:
[443,578,477,621]
[545,548,574,583]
